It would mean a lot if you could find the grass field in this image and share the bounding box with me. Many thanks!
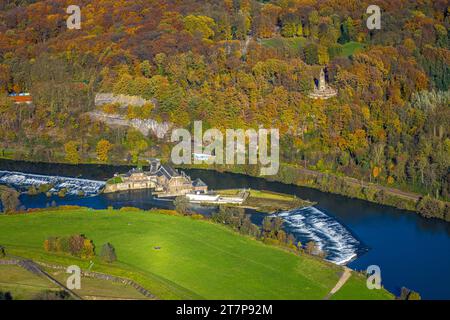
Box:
[260,37,364,59]
[340,41,364,57]
[0,264,149,300]
[0,265,60,300]
[331,273,393,300]
[46,269,150,300]
[217,189,312,213]
[218,189,296,201]
[260,37,307,50]
[0,208,393,300]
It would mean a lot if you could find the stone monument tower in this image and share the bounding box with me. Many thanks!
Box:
[308,67,337,100]
[318,68,326,91]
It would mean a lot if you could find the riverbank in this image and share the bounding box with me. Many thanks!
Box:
[0,157,448,221]
[177,163,450,222]
[215,189,316,214]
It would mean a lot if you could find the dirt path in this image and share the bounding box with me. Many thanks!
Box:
[324,267,352,300]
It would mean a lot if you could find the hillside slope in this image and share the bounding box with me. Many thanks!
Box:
[0,209,393,300]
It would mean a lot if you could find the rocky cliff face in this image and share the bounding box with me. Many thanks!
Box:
[88,111,172,139]
[91,93,173,139]
[95,93,155,107]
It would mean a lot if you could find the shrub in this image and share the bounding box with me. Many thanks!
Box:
[81,238,95,259]
[58,206,83,211]
[33,290,71,300]
[100,243,117,263]
[69,234,85,256]
[56,237,70,253]
[107,177,123,185]
[119,207,141,211]
[28,185,39,195]
[262,238,280,246]
[58,188,68,198]
[417,196,445,219]
[0,187,21,214]
[44,236,58,252]
[0,291,13,300]
[190,214,204,220]
[174,196,190,215]
[399,287,421,300]
[38,184,53,194]
[44,234,95,259]
[154,209,179,216]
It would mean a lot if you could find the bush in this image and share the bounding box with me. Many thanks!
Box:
[58,188,68,198]
[100,243,117,263]
[33,290,71,300]
[0,186,21,214]
[174,196,190,215]
[68,234,85,256]
[56,237,70,253]
[38,184,53,194]
[44,236,58,252]
[28,185,39,195]
[417,196,445,219]
[262,238,280,246]
[81,238,95,259]
[119,207,141,211]
[44,234,95,259]
[399,287,421,300]
[0,291,13,300]
[107,176,123,185]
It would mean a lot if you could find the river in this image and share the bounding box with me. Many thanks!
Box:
[0,159,449,299]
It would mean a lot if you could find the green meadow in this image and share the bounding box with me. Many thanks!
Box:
[260,37,364,58]
[260,36,307,50]
[340,41,365,57]
[0,209,393,300]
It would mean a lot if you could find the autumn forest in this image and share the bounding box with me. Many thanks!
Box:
[0,0,449,216]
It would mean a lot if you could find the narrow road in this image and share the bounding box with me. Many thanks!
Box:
[324,267,352,300]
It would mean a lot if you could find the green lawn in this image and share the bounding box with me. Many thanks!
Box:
[0,209,392,300]
[218,189,311,213]
[218,189,295,201]
[260,37,307,50]
[331,273,394,300]
[259,37,364,58]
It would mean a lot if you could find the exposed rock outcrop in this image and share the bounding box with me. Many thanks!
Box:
[95,93,155,107]
[88,111,172,139]
[91,93,173,139]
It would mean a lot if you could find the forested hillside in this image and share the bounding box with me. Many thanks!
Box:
[0,0,449,203]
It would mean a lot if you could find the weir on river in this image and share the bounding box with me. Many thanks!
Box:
[0,171,105,196]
